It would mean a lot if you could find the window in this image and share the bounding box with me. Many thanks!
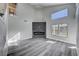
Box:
[59,24,68,37]
[51,8,68,20]
[51,24,59,35]
[51,24,68,37]
[8,3,17,16]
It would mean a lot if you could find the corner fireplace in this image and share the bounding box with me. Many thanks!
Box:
[32,22,46,38]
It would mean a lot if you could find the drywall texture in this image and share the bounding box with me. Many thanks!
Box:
[76,3,79,55]
[8,4,45,40]
[0,18,6,55]
[8,3,77,45]
[0,4,8,56]
[42,4,77,44]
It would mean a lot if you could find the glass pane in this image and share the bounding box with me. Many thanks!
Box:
[51,8,68,20]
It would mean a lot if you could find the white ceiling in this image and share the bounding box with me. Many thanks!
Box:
[28,3,68,8]
[0,3,68,9]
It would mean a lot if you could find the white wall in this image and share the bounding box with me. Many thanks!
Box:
[76,3,79,55]
[8,3,77,45]
[8,4,44,40]
[0,17,6,55]
[42,4,77,44]
[0,3,8,56]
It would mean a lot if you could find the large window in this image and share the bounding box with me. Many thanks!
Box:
[51,8,68,20]
[51,24,59,35]
[51,24,68,37]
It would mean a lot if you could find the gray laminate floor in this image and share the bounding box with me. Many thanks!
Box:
[7,38,78,56]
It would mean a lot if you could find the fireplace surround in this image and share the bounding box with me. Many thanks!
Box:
[32,22,46,38]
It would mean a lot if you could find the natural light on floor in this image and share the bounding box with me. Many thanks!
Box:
[8,32,21,46]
